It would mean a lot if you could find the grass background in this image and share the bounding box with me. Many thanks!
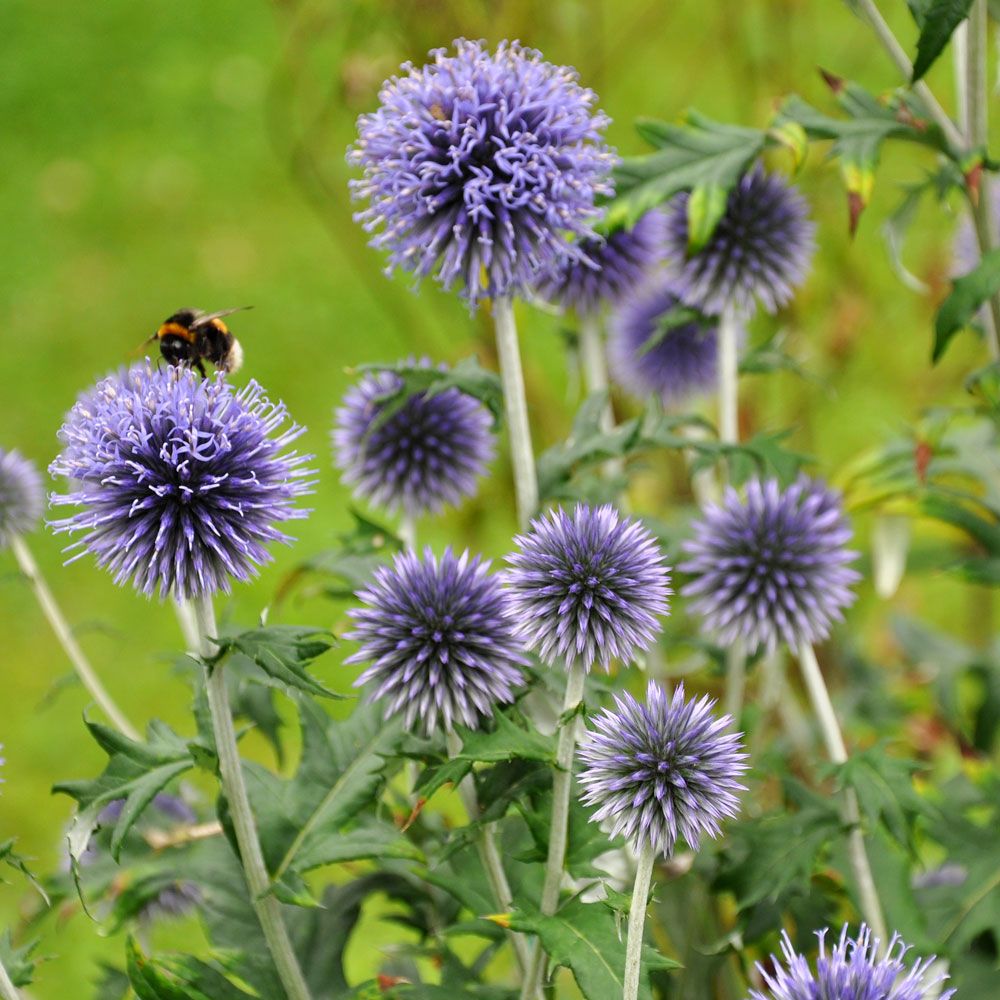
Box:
[1,0,995,993]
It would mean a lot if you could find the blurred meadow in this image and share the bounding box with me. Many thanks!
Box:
[1,0,996,993]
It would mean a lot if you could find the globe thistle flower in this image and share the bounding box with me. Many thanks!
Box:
[345,547,526,733]
[680,477,859,655]
[533,211,665,315]
[750,925,955,1000]
[608,277,719,405]
[0,448,44,548]
[503,504,670,671]
[578,681,747,857]
[349,38,615,307]
[332,361,494,518]
[49,362,313,600]
[663,166,815,316]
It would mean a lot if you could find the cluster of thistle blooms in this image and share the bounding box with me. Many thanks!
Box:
[2,35,951,997]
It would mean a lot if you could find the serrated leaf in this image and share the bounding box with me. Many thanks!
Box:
[0,932,38,988]
[912,0,975,81]
[0,838,48,904]
[209,625,339,700]
[607,112,769,229]
[934,248,1000,361]
[686,182,730,252]
[259,699,405,884]
[505,900,678,1000]
[126,937,260,1000]
[54,721,195,864]
[452,713,556,765]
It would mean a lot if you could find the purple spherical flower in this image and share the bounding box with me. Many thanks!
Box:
[49,362,313,600]
[333,361,494,517]
[349,38,614,307]
[0,448,44,547]
[503,504,670,671]
[533,211,665,315]
[609,277,719,405]
[345,547,526,733]
[579,681,747,857]
[663,166,815,316]
[680,477,859,655]
[750,925,955,1000]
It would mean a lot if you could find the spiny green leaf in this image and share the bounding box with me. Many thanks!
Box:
[54,721,195,863]
[607,112,769,229]
[0,838,48,904]
[504,900,678,1000]
[0,932,39,988]
[912,0,975,81]
[209,625,340,700]
[126,937,260,1000]
[686,182,730,252]
[934,248,1000,362]
[452,712,556,765]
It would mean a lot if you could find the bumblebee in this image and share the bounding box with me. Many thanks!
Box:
[152,307,248,375]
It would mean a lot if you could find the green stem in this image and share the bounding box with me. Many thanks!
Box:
[398,513,417,552]
[577,311,614,434]
[190,594,312,1000]
[519,660,586,1000]
[796,643,888,946]
[623,842,656,1000]
[0,955,20,1000]
[493,296,538,531]
[446,731,530,971]
[10,534,139,740]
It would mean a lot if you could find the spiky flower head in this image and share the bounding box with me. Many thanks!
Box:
[750,925,955,1000]
[503,504,670,671]
[346,547,526,734]
[609,277,719,405]
[0,448,44,548]
[680,477,859,655]
[663,166,815,316]
[349,38,615,307]
[533,210,665,315]
[579,681,747,857]
[333,360,494,518]
[49,362,313,600]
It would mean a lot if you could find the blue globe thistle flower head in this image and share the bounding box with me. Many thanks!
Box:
[533,210,665,315]
[609,277,720,406]
[663,166,815,317]
[332,360,495,518]
[579,681,747,857]
[345,547,527,734]
[680,477,859,655]
[49,362,313,600]
[750,925,955,1000]
[349,38,615,308]
[0,447,44,547]
[503,504,671,671]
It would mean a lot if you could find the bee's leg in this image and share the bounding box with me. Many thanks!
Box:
[196,359,207,377]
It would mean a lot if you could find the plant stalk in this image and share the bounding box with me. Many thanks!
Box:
[623,842,657,1000]
[398,513,417,552]
[577,311,614,434]
[190,594,312,1000]
[519,659,587,999]
[796,643,888,946]
[446,730,530,971]
[493,296,539,531]
[717,306,747,722]
[0,958,20,1000]
[10,534,139,740]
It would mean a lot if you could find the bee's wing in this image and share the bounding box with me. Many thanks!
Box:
[130,334,157,358]
[191,305,253,328]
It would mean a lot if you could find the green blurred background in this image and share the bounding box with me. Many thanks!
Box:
[1,0,994,993]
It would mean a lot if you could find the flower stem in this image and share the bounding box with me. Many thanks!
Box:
[847,0,965,148]
[10,534,139,741]
[493,296,538,531]
[717,306,747,722]
[446,730,530,971]
[519,659,586,1000]
[398,513,417,552]
[623,842,656,1000]
[174,595,201,655]
[965,0,1000,360]
[0,959,19,1000]
[190,594,312,1000]
[796,642,888,946]
[578,311,614,434]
